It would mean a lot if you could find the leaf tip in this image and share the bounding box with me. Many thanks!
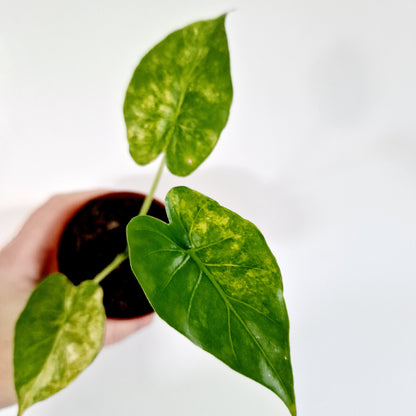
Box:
[16,399,29,416]
[291,406,297,416]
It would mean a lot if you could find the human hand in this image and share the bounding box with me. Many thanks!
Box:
[0,191,153,408]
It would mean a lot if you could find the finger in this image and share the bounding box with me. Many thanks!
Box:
[104,314,154,345]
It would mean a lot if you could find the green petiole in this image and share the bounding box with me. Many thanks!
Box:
[92,154,166,284]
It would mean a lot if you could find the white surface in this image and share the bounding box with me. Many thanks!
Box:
[1,1,416,415]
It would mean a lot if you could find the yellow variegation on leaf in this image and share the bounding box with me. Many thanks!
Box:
[14,273,105,416]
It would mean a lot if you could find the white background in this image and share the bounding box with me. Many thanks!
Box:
[1,0,416,415]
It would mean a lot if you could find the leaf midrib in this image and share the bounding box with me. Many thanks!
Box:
[163,41,206,155]
[187,249,290,400]
[19,281,75,412]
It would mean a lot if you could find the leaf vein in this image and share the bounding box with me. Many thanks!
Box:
[161,254,190,291]
[142,248,184,258]
[226,295,283,328]
[191,236,234,252]
[139,228,179,247]
[227,303,237,361]
[204,263,269,272]
[188,202,209,244]
[186,270,202,325]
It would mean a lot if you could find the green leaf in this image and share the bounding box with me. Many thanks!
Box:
[14,273,105,416]
[127,186,296,415]
[124,15,233,176]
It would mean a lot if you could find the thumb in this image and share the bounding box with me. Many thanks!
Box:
[3,190,110,285]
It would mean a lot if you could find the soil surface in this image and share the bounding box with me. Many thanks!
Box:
[58,192,168,318]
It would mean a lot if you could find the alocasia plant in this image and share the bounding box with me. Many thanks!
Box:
[13,14,296,416]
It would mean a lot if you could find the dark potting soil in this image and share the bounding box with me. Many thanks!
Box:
[57,192,168,319]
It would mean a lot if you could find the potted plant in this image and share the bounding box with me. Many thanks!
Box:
[13,14,296,416]
[56,191,167,320]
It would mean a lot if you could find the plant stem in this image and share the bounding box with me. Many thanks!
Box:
[139,154,166,216]
[92,154,166,284]
[93,248,129,284]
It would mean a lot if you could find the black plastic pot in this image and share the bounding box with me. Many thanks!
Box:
[57,191,168,319]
